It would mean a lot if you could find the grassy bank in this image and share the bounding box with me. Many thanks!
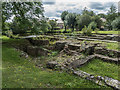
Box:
[78,59,119,81]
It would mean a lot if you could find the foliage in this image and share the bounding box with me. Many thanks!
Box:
[2,21,11,32]
[111,17,120,30]
[77,14,92,30]
[82,7,95,16]
[107,5,117,14]
[65,13,77,31]
[63,20,68,32]
[40,20,51,33]
[105,5,118,30]
[91,15,103,29]
[49,20,57,30]
[88,21,97,30]
[105,21,112,30]
[11,16,32,34]
[98,13,106,18]
[2,2,45,34]
[94,28,99,34]
[61,11,69,21]
[82,26,92,36]
[5,30,13,37]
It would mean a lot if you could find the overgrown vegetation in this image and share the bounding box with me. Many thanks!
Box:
[82,26,92,36]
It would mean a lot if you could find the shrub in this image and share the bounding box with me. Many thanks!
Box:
[94,28,99,34]
[5,30,13,37]
[111,16,120,30]
[82,26,92,36]
[88,21,97,30]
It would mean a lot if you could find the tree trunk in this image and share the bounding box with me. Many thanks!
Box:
[72,26,74,32]
[65,26,66,32]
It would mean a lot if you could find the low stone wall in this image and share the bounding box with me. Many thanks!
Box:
[68,54,119,68]
[68,44,80,50]
[73,70,120,89]
[27,38,49,46]
[103,35,120,42]
[95,54,119,64]
[77,34,120,42]
[83,45,95,55]
[53,41,68,51]
[95,47,120,58]
[27,46,49,57]
[46,61,60,69]
[69,55,95,68]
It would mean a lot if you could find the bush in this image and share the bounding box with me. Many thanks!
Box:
[82,26,92,36]
[94,28,99,34]
[88,21,97,30]
[111,17,120,30]
[5,30,13,37]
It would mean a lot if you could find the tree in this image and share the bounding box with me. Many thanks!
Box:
[106,5,118,30]
[98,13,106,18]
[107,5,117,14]
[88,21,97,30]
[49,20,57,30]
[2,2,45,34]
[61,11,69,31]
[65,13,76,32]
[111,17,120,30]
[11,16,32,34]
[63,20,68,32]
[61,11,69,21]
[82,26,92,36]
[91,15,103,29]
[77,14,92,30]
[82,7,95,16]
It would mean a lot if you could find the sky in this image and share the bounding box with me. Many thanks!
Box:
[42,0,119,20]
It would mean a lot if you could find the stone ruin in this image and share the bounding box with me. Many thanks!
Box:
[46,40,120,89]
[16,35,120,89]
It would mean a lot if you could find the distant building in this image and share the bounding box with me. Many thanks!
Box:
[100,18,106,22]
[100,18,106,30]
[56,19,64,29]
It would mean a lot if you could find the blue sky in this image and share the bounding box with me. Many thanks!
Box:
[42,0,119,19]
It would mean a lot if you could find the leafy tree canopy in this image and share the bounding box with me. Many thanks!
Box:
[65,13,77,31]
[2,2,45,34]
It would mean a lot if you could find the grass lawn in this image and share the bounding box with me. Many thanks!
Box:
[78,59,119,81]
[2,36,109,88]
[94,31,120,35]
[58,29,120,35]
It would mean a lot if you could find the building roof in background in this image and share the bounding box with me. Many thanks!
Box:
[100,18,106,22]
[56,19,63,24]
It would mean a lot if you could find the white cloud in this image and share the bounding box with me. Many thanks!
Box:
[42,0,118,19]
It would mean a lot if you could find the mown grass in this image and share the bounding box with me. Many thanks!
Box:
[58,29,119,35]
[2,36,108,88]
[78,59,119,81]
[93,31,120,35]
